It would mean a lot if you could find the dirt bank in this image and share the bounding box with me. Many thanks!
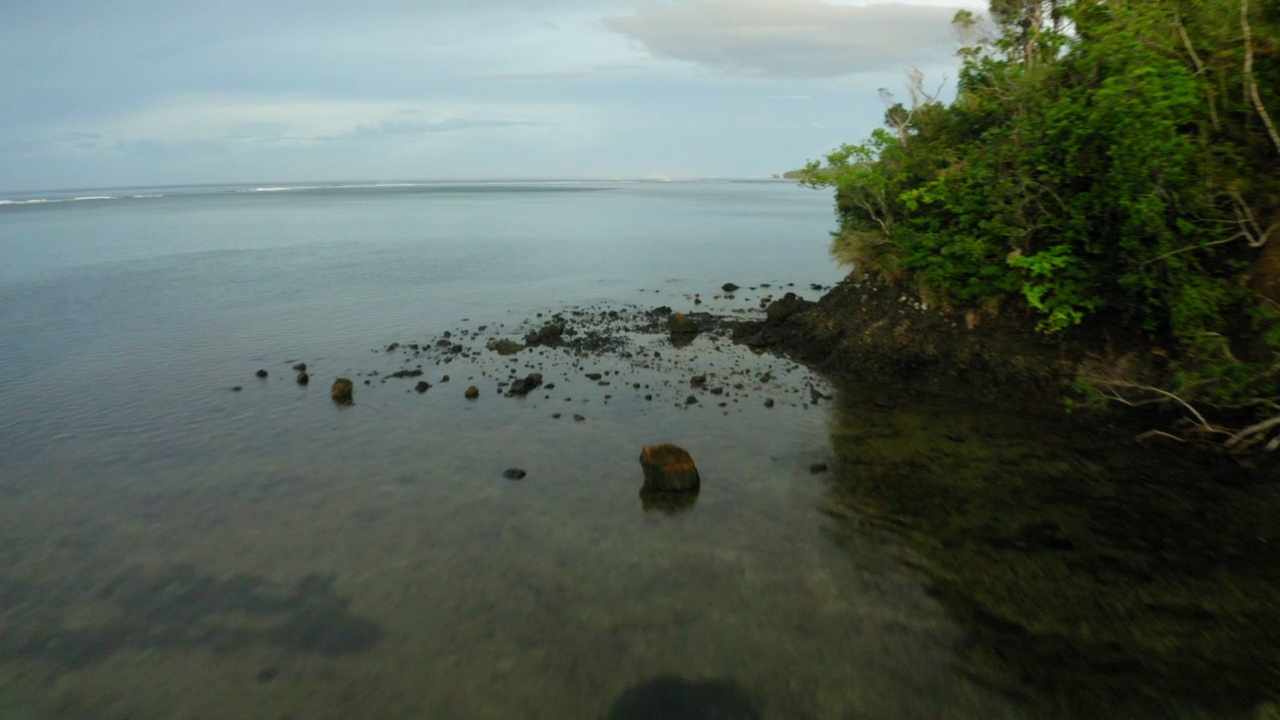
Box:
[733,276,1165,413]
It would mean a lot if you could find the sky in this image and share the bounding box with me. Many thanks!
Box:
[0,0,987,192]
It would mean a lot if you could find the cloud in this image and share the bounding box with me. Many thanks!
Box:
[604,0,964,77]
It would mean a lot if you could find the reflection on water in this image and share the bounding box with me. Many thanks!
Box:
[823,383,1280,719]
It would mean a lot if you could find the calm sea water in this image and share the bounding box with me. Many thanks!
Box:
[0,181,1276,720]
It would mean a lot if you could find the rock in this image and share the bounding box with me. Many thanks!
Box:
[763,398,774,408]
[296,372,310,386]
[722,283,740,292]
[330,378,354,404]
[386,342,400,352]
[255,369,268,378]
[685,395,698,405]
[639,444,701,493]
[668,312,699,336]
[440,375,450,382]
[292,362,307,372]
[465,385,480,399]
[764,292,810,325]
[690,375,707,387]
[503,468,527,480]
[232,386,242,392]
[585,372,603,381]
[524,323,565,347]
[809,463,828,474]
[507,373,543,396]
[390,369,423,378]
[414,381,431,393]
[573,414,585,422]
[486,339,525,356]
[808,385,823,404]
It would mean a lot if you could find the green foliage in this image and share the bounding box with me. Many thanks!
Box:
[803,0,1280,410]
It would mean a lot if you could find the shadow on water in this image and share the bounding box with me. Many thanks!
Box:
[820,382,1280,719]
[602,676,762,720]
[0,564,382,672]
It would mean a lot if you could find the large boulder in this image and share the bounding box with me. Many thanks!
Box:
[330,378,354,404]
[639,444,701,493]
[764,292,810,325]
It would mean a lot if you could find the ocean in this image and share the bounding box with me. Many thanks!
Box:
[0,180,1275,719]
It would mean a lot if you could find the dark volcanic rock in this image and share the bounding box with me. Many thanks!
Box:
[255,369,268,378]
[414,381,431,393]
[330,378,354,404]
[507,373,543,396]
[764,292,810,325]
[487,339,525,356]
[722,283,740,292]
[524,323,565,347]
[639,444,701,494]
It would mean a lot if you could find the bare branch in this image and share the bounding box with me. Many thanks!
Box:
[1243,0,1280,156]
[1141,233,1248,265]
[1224,413,1280,448]
[1175,10,1221,132]
[1083,375,1230,436]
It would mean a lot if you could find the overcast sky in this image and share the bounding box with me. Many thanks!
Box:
[0,0,985,192]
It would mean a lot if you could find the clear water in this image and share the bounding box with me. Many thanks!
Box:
[0,181,1275,719]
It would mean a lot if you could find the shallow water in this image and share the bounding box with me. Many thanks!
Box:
[0,181,1276,719]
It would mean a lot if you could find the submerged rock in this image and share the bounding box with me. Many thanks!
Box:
[255,369,268,378]
[503,468,527,480]
[639,444,701,493]
[389,369,423,378]
[414,381,431,393]
[292,362,307,372]
[603,676,760,720]
[296,371,310,386]
[330,378,354,404]
[465,385,480,399]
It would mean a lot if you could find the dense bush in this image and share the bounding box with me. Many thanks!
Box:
[804,0,1280,424]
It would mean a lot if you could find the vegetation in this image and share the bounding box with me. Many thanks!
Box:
[802,0,1280,449]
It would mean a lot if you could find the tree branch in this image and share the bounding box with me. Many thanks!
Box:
[1175,10,1221,132]
[1243,0,1280,156]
